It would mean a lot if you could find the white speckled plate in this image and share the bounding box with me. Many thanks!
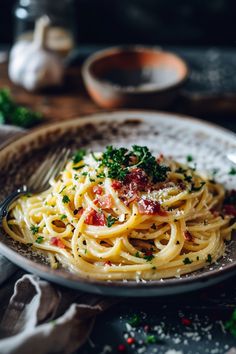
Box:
[0,111,236,296]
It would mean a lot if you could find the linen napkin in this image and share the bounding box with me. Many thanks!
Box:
[0,126,118,354]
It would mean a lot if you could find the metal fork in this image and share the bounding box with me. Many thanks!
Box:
[0,147,71,220]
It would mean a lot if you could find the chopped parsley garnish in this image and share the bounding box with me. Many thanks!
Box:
[106,215,117,228]
[72,149,86,164]
[35,236,44,244]
[132,145,170,183]
[175,167,187,174]
[183,257,192,264]
[225,309,236,337]
[60,214,67,220]
[186,155,193,162]
[135,252,140,258]
[73,164,86,170]
[62,195,70,203]
[206,254,212,263]
[91,151,100,161]
[184,174,193,182]
[100,145,170,182]
[144,254,155,262]
[129,314,141,327]
[30,225,39,235]
[229,167,236,175]
[82,172,88,176]
[74,174,79,180]
[146,335,157,344]
[97,172,106,178]
[190,182,205,192]
[0,88,42,128]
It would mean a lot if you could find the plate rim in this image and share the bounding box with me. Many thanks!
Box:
[1,109,236,295]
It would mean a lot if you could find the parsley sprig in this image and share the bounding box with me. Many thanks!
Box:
[100,145,170,182]
[106,215,118,228]
[72,149,86,164]
[0,88,42,128]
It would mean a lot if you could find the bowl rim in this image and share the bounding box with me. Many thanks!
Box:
[82,45,189,94]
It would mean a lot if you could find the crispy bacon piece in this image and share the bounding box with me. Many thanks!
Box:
[51,237,65,248]
[111,180,122,190]
[184,230,193,242]
[137,199,167,216]
[124,168,148,191]
[104,260,112,266]
[97,194,113,209]
[223,204,236,217]
[85,209,106,226]
[93,185,103,195]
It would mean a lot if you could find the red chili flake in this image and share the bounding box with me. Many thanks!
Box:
[126,337,135,345]
[138,198,168,216]
[184,230,193,242]
[104,260,112,266]
[97,194,113,209]
[144,325,150,332]
[111,180,122,190]
[223,204,236,216]
[181,317,191,326]
[93,185,103,195]
[117,344,126,352]
[124,168,148,191]
[51,237,65,249]
[85,209,106,226]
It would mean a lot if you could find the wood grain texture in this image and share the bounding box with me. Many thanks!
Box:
[0,62,106,124]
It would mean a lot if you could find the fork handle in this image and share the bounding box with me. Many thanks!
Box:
[0,186,28,220]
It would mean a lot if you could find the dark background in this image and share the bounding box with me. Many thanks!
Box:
[1,0,236,46]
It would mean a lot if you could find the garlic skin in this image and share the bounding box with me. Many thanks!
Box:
[9,16,64,91]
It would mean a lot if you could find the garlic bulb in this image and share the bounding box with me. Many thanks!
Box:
[9,16,64,91]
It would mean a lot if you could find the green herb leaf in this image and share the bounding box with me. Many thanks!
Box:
[225,309,236,337]
[106,215,117,228]
[62,195,70,203]
[0,88,42,128]
[186,155,193,162]
[129,314,141,327]
[206,254,212,263]
[144,254,154,262]
[183,257,192,265]
[30,225,39,235]
[73,165,86,170]
[60,214,67,220]
[146,335,157,344]
[229,167,236,176]
[35,236,44,244]
[190,182,205,192]
[72,149,86,164]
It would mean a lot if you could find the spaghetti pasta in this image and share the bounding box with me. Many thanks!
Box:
[3,145,236,281]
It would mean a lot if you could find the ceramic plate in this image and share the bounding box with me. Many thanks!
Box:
[0,111,236,297]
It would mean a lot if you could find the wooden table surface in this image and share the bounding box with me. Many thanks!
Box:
[0,61,106,124]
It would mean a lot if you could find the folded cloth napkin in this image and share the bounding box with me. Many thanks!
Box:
[0,126,118,354]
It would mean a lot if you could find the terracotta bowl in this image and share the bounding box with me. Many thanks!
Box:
[82,46,188,109]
